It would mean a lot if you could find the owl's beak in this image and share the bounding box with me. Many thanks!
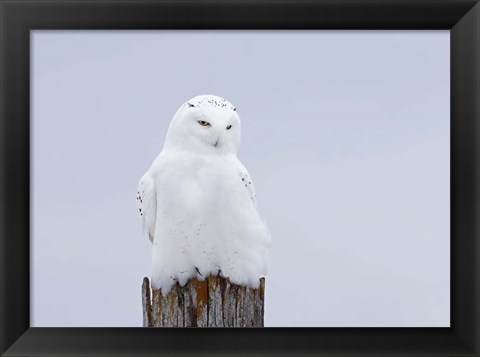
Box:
[213,139,219,148]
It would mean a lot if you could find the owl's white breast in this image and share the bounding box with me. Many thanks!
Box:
[151,150,250,214]
[147,149,268,292]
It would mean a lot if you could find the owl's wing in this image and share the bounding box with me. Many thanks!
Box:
[136,173,157,243]
[238,164,257,206]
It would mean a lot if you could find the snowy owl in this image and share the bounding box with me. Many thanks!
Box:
[137,95,271,293]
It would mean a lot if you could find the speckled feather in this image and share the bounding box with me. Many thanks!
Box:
[183,94,236,111]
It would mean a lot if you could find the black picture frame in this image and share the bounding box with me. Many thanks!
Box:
[1,0,478,356]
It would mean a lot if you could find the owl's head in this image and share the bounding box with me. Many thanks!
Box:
[164,95,241,155]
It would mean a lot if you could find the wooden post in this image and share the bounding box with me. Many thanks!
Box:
[142,275,265,327]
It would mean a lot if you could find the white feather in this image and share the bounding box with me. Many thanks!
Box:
[136,173,156,243]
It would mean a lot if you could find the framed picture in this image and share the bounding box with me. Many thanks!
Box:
[1,0,478,356]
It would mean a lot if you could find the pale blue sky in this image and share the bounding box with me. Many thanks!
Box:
[31,30,450,327]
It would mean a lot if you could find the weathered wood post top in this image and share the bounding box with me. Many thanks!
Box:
[142,275,265,327]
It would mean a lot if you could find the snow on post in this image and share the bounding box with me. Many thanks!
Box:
[142,275,265,327]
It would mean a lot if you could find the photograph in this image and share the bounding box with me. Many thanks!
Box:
[3,0,480,355]
[31,30,450,328]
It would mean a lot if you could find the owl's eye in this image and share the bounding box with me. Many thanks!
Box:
[198,120,210,127]
[226,125,232,130]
